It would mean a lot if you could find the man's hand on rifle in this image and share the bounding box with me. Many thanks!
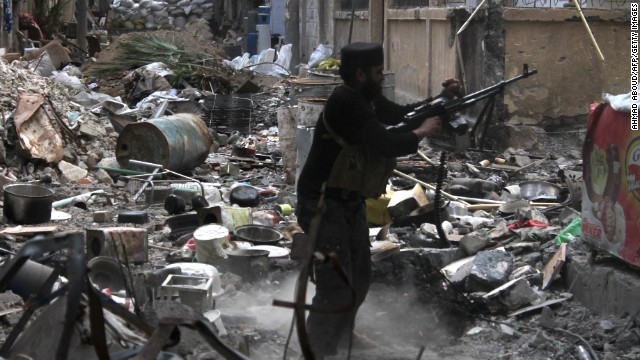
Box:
[439,78,462,99]
[413,116,442,139]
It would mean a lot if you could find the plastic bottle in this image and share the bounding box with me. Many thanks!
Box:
[554,217,582,245]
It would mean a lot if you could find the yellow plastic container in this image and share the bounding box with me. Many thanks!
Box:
[366,194,392,226]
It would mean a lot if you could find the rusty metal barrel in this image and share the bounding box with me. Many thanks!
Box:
[116,114,213,172]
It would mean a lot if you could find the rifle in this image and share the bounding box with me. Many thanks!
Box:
[400,64,538,136]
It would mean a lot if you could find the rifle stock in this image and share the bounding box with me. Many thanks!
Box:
[400,64,538,135]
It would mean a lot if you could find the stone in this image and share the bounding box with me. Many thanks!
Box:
[415,247,468,270]
[441,256,475,283]
[499,278,539,310]
[63,147,77,163]
[513,155,532,167]
[499,324,516,338]
[466,250,514,292]
[95,168,114,185]
[79,122,107,139]
[539,306,558,329]
[93,211,112,223]
[460,233,491,255]
[0,292,23,309]
[419,223,438,238]
[519,252,542,267]
[96,156,120,169]
[58,160,89,183]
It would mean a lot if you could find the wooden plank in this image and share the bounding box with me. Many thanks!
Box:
[542,243,567,290]
[1,226,58,235]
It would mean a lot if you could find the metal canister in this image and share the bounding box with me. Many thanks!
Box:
[116,114,213,172]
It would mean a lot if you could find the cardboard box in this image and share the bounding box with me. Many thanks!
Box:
[582,101,640,267]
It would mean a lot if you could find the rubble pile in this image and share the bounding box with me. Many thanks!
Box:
[0,60,117,188]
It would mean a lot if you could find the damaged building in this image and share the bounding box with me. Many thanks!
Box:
[0,0,635,359]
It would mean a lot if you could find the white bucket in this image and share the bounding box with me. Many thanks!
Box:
[194,224,230,266]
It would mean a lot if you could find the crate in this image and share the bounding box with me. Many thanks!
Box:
[143,186,174,205]
[159,274,215,313]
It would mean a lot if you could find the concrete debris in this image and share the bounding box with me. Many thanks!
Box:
[58,160,89,183]
[466,250,514,292]
[460,233,492,255]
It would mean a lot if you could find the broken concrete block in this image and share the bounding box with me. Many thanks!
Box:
[415,247,468,270]
[419,223,438,238]
[519,252,542,267]
[498,324,517,339]
[460,233,491,255]
[538,306,558,329]
[93,210,112,223]
[466,249,514,292]
[441,255,475,283]
[500,278,539,310]
[96,156,120,169]
[483,277,539,311]
[95,168,114,185]
[58,160,89,183]
[387,184,429,219]
[513,155,532,167]
[79,122,107,139]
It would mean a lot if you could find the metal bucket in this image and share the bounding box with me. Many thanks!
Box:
[3,184,55,224]
[116,114,213,172]
[295,126,315,185]
[5,260,55,301]
[297,97,325,127]
[289,78,341,105]
[226,249,270,282]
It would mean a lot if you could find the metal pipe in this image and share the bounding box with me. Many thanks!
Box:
[393,169,470,205]
[52,190,106,209]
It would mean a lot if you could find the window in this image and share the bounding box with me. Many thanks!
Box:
[339,0,369,10]
[391,0,430,6]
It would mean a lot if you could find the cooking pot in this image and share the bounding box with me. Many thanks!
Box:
[234,224,283,245]
[519,181,561,201]
[226,249,270,282]
[3,184,55,224]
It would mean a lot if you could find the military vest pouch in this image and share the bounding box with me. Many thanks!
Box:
[323,112,395,199]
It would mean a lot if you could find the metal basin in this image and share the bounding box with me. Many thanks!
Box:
[234,224,283,245]
[518,181,561,201]
[226,249,270,282]
[3,184,55,224]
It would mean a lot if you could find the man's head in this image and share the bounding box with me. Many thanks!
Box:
[339,42,385,100]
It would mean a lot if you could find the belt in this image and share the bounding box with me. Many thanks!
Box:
[324,187,363,201]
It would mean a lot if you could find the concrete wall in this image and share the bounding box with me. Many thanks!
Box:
[383,6,630,121]
[503,8,630,126]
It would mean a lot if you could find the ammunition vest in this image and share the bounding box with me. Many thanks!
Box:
[322,111,396,199]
